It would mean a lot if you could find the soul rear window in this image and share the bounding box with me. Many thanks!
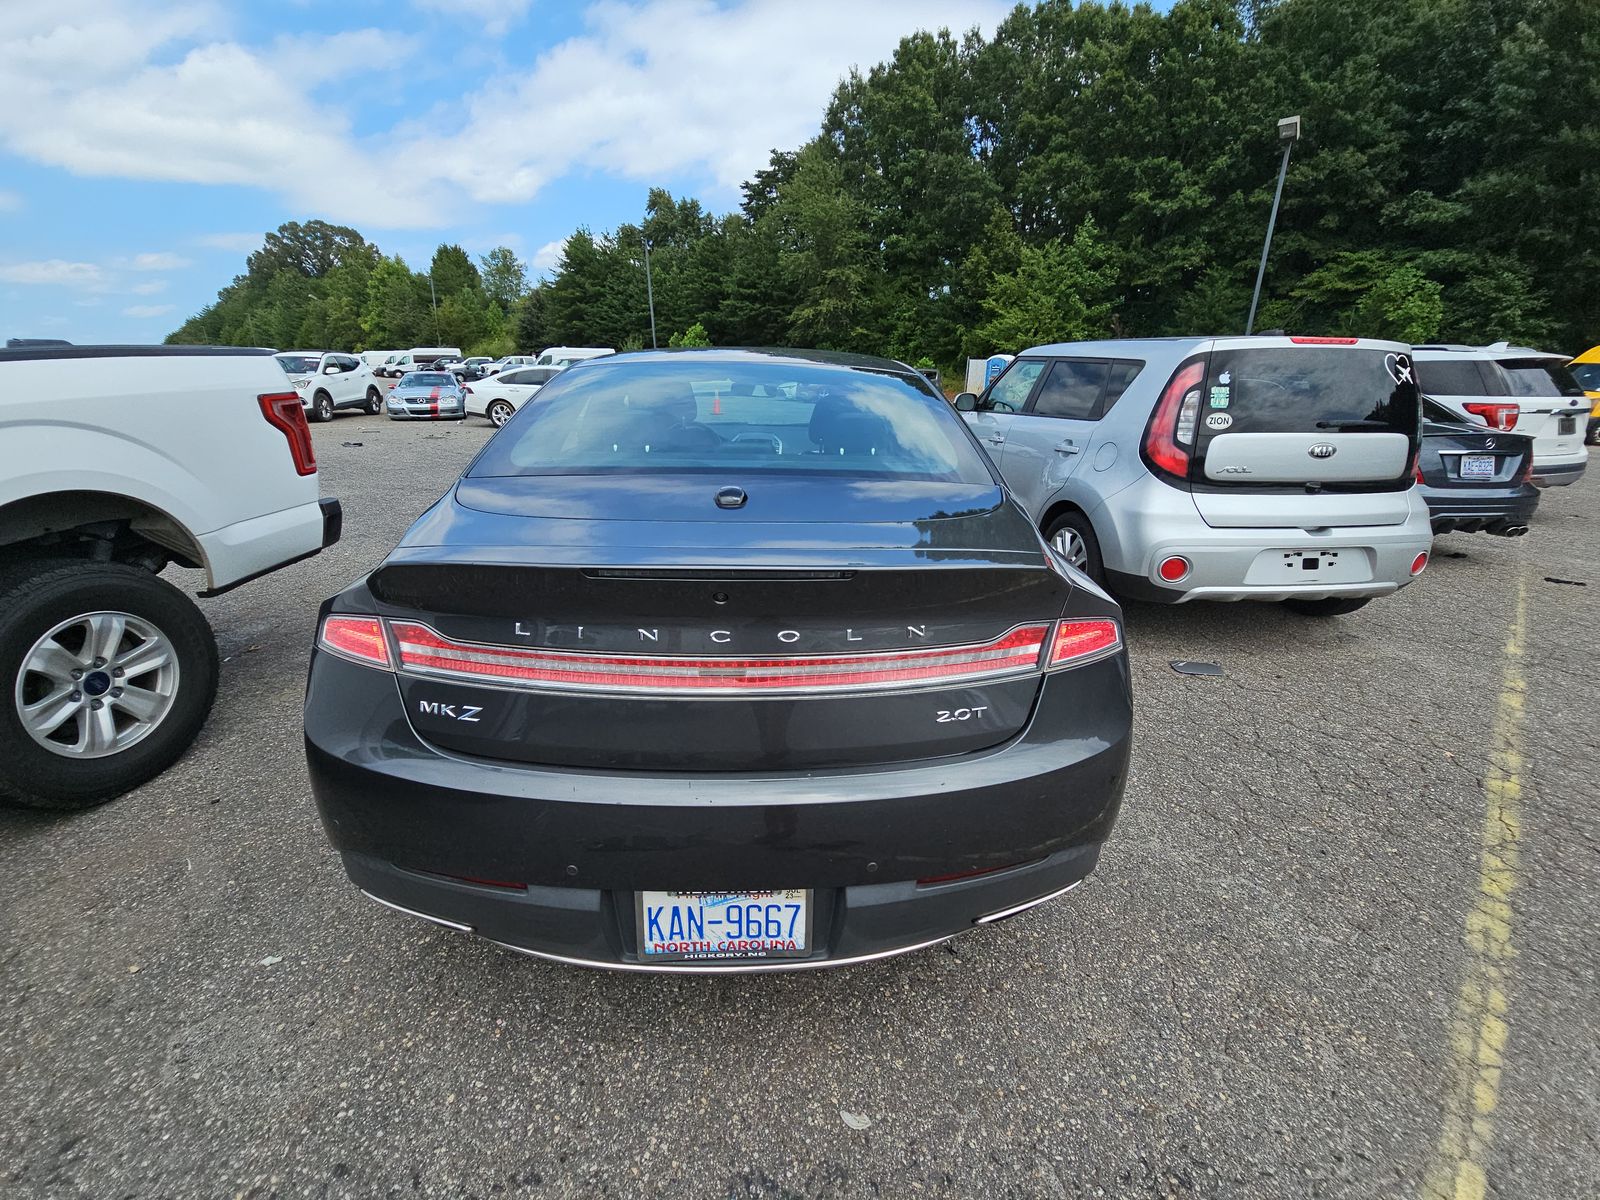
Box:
[468,359,993,483]
[1201,348,1419,437]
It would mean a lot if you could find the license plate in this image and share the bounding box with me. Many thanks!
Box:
[1559,415,1577,434]
[1460,454,1496,479]
[637,890,811,962]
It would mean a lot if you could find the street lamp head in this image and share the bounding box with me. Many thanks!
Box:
[1278,115,1302,144]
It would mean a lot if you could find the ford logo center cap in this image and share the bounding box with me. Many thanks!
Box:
[1308,443,1337,459]
[715,486,747,509]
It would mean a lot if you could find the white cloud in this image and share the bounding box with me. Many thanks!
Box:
[122,304,176,318]
[0,260,107,288]
[129,280,169,295]
[531,238,568,273]
[195,231,264,252]
[400,0,1008,205]
[412,0,533,35]
[0,189,21,213]
[125,252,192,270]
[0,4,438,228]
[0,1,1005,233]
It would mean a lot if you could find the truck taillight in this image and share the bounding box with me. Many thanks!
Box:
[259,392,317,475]
[1463,402,1519,432]
[1143,359,1206,480]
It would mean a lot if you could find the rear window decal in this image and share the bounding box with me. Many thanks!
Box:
[1205,412,1233,431]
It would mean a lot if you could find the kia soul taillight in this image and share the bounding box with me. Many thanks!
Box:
[1144,359,1206,480]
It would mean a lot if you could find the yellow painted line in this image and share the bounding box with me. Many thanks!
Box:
[1421,575,1528,1200]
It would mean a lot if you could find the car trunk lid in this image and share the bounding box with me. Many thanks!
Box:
[366,477,1077,771]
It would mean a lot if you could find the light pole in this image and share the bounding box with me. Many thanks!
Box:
[427,273,440,342]
[1246,114,1301,335]
[642,236,658,349]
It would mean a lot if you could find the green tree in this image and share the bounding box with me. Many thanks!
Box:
[479,246,528,311]
[429,244,481,298]
[668,322,711,348]
[974,218,1119,352]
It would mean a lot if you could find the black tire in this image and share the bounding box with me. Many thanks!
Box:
[0,560,219,811]
[312,391,334,422]
[1281,597,1371,617]
[1042,511,1105,586]
[487,400,515,427]
[364,387,383,415]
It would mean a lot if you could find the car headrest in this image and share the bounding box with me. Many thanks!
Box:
[810,405,893,457]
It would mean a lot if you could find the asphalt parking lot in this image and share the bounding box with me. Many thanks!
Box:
[2,411,1596,1200]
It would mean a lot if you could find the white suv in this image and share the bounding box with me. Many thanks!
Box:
[1411,344,1589,487]
[275,351,383,422]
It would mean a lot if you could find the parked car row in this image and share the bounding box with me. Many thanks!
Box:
[954,335,1586,617]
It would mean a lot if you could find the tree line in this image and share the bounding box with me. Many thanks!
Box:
[170,0,1599,372]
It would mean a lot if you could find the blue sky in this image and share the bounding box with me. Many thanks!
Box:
[1,0,1010,344]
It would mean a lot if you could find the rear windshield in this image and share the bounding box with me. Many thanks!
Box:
[1414,358,1497,397]
[276,354,320,375]
[1499,359,1585,398]
[1202,348,1419,437]
[468,359,993,483]
[403,372,454,386]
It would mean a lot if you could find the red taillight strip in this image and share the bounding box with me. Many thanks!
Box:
[389,621,1053,695]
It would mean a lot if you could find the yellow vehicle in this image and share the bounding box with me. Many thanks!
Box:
[1572,345,1600,444]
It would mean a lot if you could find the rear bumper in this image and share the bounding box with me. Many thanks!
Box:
[342,843,1101,973]
[1531,457,1586,487]
[195,497,333,592]
[1418,483,1538,534]
[304,648,1131,971]
[1095,486,1432,604]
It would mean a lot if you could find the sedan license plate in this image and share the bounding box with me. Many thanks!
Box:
[1460,454,1496,479]
[1559,415,1577,435]
[638,890,810,963]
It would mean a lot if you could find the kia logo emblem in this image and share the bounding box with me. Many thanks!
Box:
[1308,443,1337,459]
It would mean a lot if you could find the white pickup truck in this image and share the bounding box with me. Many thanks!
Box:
[0,344,342,810]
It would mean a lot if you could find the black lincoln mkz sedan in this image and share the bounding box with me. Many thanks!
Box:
[304,349,1133,971]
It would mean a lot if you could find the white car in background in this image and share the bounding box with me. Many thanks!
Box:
[359,349,398,373]
[534,346,615,368]
[1411,343,1590,487]
[489,355,538,375]
[274,351,383,422]
[463,365,563,426]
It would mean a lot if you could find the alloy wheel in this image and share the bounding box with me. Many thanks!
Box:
[1050,526,1089,570]
[14,611,181,759]
[489,401,514,427]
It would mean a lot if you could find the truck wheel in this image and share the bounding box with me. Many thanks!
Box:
[313,391,335,422]
[487,400,515,427]
[1281,597,1371,617]
[0,560,219,811]
[364,387,383,415]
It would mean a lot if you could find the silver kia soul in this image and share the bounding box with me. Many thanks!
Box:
[956,336,1434,616]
